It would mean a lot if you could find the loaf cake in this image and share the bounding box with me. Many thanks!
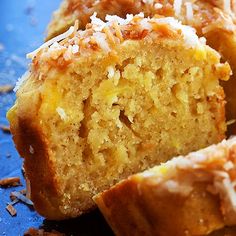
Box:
[8,14,229,219]
[47,0,236,133]
[95,137,236,236]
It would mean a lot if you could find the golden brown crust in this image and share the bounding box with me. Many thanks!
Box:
[19,121,64,219]
[9,91,65,219]
[205,30,236,134]
[95,181,224,236]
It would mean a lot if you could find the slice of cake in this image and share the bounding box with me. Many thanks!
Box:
[8,14,229,219]
[46,0,236,133]
[94,137,236,236]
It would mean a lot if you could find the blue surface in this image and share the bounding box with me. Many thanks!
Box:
[0,1,113,235]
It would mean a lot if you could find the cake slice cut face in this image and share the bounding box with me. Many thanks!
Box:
[8,14,229,219]
[47,0,236,133]
[95,137,236,236]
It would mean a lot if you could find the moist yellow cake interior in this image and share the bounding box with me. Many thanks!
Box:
[8,38,227,216]
[7,13,230,218]
[46,0,236,134]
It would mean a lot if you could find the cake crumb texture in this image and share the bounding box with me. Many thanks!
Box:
[8,14,229,219]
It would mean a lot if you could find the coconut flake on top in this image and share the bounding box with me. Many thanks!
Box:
[154,3,163,9]
[173,0,183,16]
[185,2,194,21]
[223,0,232,13]
[27,26,75,59]
[14,71,30,92]
[91,12,202,48]
[152,17,200,47]
[142,0,154,5]
[90,12,107,31]
[29,13,204,65]
[105,13,136,26]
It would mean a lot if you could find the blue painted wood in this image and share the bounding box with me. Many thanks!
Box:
[0,1,113,235]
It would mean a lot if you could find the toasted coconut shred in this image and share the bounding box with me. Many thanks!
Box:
[154,3,163,9]
[142,137,236,225]
[14,71,30,92]
[26,26,75,59]
[0,84,14,93]
[0,177,21,187]
[13,13,205,93]
[0,124,11,133]
[27,13,203,69]
[202,8,236,34]
[10,191,33,206]
[173,0,183,16]
[56,107,67,121]
[6,204,17,216]
[185,2,193,21]
[222,0,232,13]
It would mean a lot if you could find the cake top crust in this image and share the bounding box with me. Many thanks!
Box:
[27,14,204,62]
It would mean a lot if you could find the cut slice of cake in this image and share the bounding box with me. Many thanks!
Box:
[94,137,236,236]
[46,0,236,133]
[8,14,229,219]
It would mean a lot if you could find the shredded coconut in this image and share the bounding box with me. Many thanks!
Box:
[29,145,34,154]
[56,107,67,120]
[90,12,106,31]
[105,13,134,25]
[192,3,199,10]
[139,18,152,30]
[142,0,154,5]
[202,10,236,34]
[49,42,64,50]
[107,66,115,79]
[27,26,75,59]
[224,161,234,170]
[227,119,236,126]
[164,180,193,195]
[223,0,232,13]
[223,177,236,209]
[31,13,203,63]
[173,0,183,16]
[185,2,194,21]
[93,32,111,52]
[63,45,73,61]
[14,71,30,92]
[175,157,193,169]
[154,17,199,48]
[92,0,100,6]
[154,3,163,9]
[199,37,207,44]
[72,44,79,54]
